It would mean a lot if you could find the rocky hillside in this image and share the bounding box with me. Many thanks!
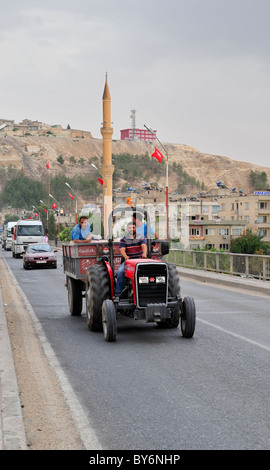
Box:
[1,127,270,194]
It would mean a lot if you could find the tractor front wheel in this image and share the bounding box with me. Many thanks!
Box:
[180,296,196,338]
[102,299,117,342]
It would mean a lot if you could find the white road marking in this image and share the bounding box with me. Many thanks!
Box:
[197,318,270,353]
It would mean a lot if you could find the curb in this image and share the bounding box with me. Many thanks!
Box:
[0,286,27,450]
[177,267,270,297]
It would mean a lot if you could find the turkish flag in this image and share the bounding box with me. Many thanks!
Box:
[52,203,57,209]
[43,208,47,213]
[97,178,103,185]
[46,162,50,169]
[68,192,74,200]
[34,212,38,217]
[151,147,163,163]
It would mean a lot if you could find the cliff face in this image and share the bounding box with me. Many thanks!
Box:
[0,129,269,194]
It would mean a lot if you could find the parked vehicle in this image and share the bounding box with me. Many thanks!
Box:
[63,207,196,342]
[23,243,57,270]
[2,221,17,250]
[12,220,44,258]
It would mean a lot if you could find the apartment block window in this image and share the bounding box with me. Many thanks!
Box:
[219,228,229,236]
[258,216,267,223]
[259,202,268,209]
[219,244,229,250]
[245,202,250,210]
[231,203,234,210]
[258,229,268,237]
[232,228,242,236]
[212,205,220,214]
[205,244,215,250]
[190,228,200,236]
[245,216,249,222]
[221,204,225,211]
[205,228,215,235]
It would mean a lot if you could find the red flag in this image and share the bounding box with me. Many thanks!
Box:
[52,202,57,209]
[34,212,38,217]
[43,208,47,213]
[151,147,163,163]
[97,178,103,185]
[46,162,50,169]
[68,192,74,200]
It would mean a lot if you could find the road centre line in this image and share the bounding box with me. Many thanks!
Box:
[197,318,270,353]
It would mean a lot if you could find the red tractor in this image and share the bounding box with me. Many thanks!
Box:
[63,207,196,342]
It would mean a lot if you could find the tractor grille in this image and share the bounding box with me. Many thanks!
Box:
[136,263,167,308]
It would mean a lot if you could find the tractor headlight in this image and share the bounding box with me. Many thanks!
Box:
[139,276,149,284]
[156,276,166,283]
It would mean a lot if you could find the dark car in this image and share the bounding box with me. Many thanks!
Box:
[23,243,57,270]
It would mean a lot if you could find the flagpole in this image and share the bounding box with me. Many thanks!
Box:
[65,182,78,224]
[32,205,40,220]
[49,193,60,237]
[46,162,50,236]
[144,125,169,241]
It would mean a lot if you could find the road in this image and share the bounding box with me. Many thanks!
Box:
[2,248,270,450]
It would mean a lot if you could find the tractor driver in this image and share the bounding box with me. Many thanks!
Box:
[115,221,147,296]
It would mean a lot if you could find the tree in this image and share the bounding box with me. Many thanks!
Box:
[4,214,20,224]
[57,155,64,165]
[250,171,268,190]
[231,230,270,255]
[0,174,47,209]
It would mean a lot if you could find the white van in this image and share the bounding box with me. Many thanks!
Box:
[12,220,44,258]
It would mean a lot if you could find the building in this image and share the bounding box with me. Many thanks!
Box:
[189,220,246,250]
[120,128,157,142]
[217,191,270,242]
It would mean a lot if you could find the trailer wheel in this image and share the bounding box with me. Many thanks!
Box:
[67,276,82,316]
[102,300,117,342]
[157,263,180,328]
[86,265,110,332]
[181,296,196,338]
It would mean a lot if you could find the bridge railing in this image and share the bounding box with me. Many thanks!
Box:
[165,250,270,281]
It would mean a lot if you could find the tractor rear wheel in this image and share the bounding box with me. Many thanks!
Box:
[86,265,110,331]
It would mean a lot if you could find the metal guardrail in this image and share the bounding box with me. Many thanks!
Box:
[165,249,270,281]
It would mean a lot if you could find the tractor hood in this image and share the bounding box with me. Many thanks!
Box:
[124,258,162,280]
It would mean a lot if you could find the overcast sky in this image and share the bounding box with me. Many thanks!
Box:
[1,0,270,167]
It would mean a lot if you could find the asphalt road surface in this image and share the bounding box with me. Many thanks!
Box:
[2,249,270,450]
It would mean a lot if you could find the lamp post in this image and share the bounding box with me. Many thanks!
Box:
[91,163,108,237]
[144,125,169,241]
[49,193,60,237]
[32,205,40,220]
[65,182,78,224]
[40,199,49,234]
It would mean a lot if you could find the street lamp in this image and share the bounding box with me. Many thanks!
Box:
[65,182,78,224]
[49,193,61,237]
[91,163,108,237]
[144,124,169,241]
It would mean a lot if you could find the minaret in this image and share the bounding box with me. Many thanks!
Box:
[100,74,114,238]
